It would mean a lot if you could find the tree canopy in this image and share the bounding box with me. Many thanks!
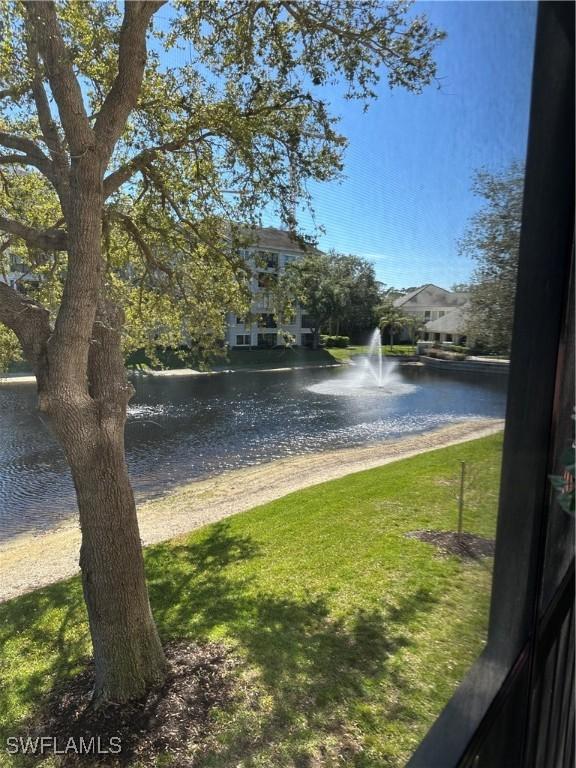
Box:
[0,0,444,364]
[377,299,411,347]
[458,162,524,355]
[276,250,382,346]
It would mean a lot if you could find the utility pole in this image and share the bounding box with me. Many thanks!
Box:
[457,461,466,544]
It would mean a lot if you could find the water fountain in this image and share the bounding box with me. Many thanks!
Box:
[307,328,416,396]
[366,327,384,387]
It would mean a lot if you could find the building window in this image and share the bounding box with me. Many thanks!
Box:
[236,316,248,325]
[258,313,277,329]
[257,333,277,348]
[257,273,277,289]
[410,8,573,761]
[424,310,431,320]
[9,254,27,272]
[256,251,279,270]
[235,335,251,346]
[301,315,315,329]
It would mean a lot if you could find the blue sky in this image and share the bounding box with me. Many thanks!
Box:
[154,2,537,290]
[264,1,537,289]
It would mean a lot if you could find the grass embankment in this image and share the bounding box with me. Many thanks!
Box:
[327,344,416,363]
[0,433,502,767]
[216,347,339,370]
[220,344,416,370]
[3,346,417,377]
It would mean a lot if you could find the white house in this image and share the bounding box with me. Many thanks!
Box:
[225,227,316,348]
[390,283,468,343]
[0,253,40,290]
[423,304,470,344]
[393,283,469,324]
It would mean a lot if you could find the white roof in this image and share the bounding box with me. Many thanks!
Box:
[424,305,469,334]
[393,284,448,307]
[239,227,318,253]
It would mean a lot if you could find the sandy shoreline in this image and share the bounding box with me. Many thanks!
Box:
[0,418,503,602]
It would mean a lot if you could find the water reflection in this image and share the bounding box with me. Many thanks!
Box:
[0,365,507,540]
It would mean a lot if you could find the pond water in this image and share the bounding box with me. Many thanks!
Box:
[0,363,507,540]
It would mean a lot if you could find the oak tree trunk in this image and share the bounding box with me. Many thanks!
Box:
[43,325,167,704]
[40,157,167,704]
[0,1,172,707]
[67,415,166,703]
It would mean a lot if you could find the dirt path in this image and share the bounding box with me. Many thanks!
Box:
[0,419,503,602]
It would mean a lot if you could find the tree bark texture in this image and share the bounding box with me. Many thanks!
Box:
[0,1,169,704]
[64,410,166,703]
[36,166,167,703]
[42,294,167,704]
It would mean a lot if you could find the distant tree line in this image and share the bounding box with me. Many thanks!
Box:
[275,251,430,349]
[276,250,384,347]
[459,162,524,355]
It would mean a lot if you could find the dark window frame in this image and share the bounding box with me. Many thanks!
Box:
[408,3,574,766]
[257,332,277,348]
[257,313,277,329]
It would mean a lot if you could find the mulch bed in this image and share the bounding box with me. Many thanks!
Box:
[406,530,495,560]
[27,641,237,767]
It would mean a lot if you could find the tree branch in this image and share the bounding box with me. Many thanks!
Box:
[102,89,301,199]
[0,131,49,160]
[24,32,71,189]
[0,83,31,103]
[0,131,55,180]
[281,1,392,59]
[108,210,173,278]
[0,280,51,378]
[0,154,33,166]
[23,2,94,156]
[103,132,213,198]
[0,216,67,251]
[94,1,165,159]
[103,149,159,199]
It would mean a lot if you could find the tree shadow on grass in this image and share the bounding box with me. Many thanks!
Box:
[0,520,439,766]
[145,521,439,765]
[0,578,89,749]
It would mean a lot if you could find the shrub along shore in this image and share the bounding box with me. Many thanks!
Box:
[0,345,419,382]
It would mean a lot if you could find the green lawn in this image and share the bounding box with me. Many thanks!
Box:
[0,433,502,767]
[327,344,416,363]
[215,347,340,370]
[219,345,416,369]
[124,345,416,373]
